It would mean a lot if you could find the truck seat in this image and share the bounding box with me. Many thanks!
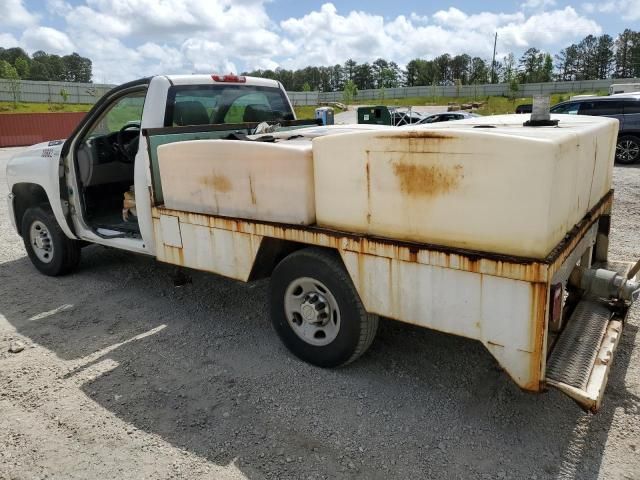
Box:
[243,105,277,123]
[173,101,210,126]
[77,140,134,187]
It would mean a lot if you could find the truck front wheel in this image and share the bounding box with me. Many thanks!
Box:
[21,206,81,276]
[269,248,378,367]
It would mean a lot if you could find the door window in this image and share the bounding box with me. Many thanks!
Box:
[579,101,625,116]
[623,101,640,114]
[86,92,145,138]
[551,102,580,115]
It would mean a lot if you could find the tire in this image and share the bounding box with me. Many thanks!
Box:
[21,206,81,276]
[269,248,378,367]
[615,135,640,165]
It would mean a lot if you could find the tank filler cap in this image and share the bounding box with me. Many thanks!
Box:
[524,95,559,127]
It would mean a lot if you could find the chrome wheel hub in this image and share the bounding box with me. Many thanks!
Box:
[29,220,54,264]
[284,277,340,346]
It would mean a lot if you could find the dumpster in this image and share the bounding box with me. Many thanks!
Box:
[357,106,391,125]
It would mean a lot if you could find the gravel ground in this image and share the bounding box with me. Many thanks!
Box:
[0,146,639,480]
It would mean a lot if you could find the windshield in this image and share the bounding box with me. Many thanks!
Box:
[164,84,294,127]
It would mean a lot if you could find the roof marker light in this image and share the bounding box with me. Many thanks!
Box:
[212,74,246,83]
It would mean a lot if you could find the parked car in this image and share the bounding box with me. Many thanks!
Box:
[550,94,640,164]
[515,104,532,114]
[418,112,479,124]
[390,110,424,126]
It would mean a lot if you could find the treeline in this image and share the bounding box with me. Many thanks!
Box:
[244,29,640,91]
[0,47,92,83]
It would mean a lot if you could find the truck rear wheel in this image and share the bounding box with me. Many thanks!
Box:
[269,248,378,367]
[21,206,81,276]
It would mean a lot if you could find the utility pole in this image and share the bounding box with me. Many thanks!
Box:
[491,32,498,84]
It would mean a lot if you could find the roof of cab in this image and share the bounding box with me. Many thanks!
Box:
[162,74,282,88]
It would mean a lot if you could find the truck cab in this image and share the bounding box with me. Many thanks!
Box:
[7,74,297,267]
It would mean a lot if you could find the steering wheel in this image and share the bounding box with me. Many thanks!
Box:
[116,122,141,163]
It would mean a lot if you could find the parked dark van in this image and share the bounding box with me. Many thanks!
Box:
[550,95,640,164]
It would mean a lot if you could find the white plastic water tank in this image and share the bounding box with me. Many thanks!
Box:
[157,139,316,225]
[312,114,617,258]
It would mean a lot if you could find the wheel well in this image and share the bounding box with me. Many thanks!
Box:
[618,132,640,140]
[248,239,339,281]
[11,183,50,236]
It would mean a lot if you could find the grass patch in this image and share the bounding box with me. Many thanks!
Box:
[0,101,93,114]
[293,105,320,120]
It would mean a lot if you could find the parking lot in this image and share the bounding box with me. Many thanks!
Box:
[1,145,639,480]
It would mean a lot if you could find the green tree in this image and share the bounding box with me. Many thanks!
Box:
[595,34,615,79]
[28,60,50,81]
[0,60,16,79]
[519,47,544,83]
[509,77,519,100]
[14,56,30,78]
[353,63,374,89]
[62,52,92,82]
[450,54,470,84]
[614,29,638,78]
[469,57,489,84]
[343,59,357,82]
[541,53,553,82]
[342,80,358,104]
[501,53,516,83]
[59,88,69,103]
[555,45,579,81]
[0,61,21,106]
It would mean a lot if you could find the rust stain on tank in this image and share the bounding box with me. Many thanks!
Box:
[248,175,257,205]
[201,174,232,193]
[378,131,454,140]
[393,163,464,196]
[365,153,372,224]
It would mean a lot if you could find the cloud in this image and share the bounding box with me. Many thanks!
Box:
[20,27,75,54]
[0,33,20,49]
[278,3,600,69]
[3,0,38,27]
[582,0,640,20]
[498,7,601,48]
[521,0,557,9]
[0,1,607,83]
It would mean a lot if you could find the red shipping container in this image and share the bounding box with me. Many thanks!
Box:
[0,112,87,148]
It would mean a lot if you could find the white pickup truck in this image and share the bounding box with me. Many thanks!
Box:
[6,74,640,411]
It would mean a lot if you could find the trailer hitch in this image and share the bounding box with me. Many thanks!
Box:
[569,260,640,303]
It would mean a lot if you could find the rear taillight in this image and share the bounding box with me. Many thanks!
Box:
[212,74,246,83]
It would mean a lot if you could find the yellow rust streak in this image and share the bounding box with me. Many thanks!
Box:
[201,174,232,193]
[526,282,549,392]
[153,206,549,283]
[392,163,464,196]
